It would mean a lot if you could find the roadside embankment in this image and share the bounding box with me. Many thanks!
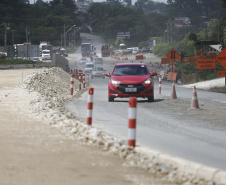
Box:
[20,67,226,185]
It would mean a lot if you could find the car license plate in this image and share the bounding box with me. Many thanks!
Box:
[125,88,137,92]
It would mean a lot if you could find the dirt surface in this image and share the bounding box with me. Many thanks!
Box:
[0,69,173,185]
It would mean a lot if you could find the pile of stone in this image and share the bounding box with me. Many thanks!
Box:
[21,67,224,185]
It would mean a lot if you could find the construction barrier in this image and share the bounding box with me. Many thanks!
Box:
[70,74,74,95]
[159,74,162,94]
[190,86,199,109]
[128,97,137,147]
[87,87,94,125]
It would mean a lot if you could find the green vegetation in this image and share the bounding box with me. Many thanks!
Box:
[0,0,225,54]
[0,59,35,65]
[175,62,224,83]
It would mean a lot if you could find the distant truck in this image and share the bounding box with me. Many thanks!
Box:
[39,41,53,59]
[81,43,95,57]
[101,45,110,57]
[42,49,51,60]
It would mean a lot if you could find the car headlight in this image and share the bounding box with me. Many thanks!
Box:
[111,79,120,85]
[143,78,152,85]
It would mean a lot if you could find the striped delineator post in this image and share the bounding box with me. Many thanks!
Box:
[159,74,162,94]
[87,73,89,86]
[78,74,82,91]
[83,74,86,88]
[128,97,137,147]
[87,87,94,125]
[70,74,74,95]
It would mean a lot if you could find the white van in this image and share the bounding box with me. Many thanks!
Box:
[132,47,139,54]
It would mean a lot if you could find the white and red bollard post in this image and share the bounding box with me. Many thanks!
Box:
[78,74,82,91]
[128,97,137,147]
[159,74,162,94]
[70,74,74,95]
[87,87,94,125]
[87,73,89,86]
[83,74,86,89]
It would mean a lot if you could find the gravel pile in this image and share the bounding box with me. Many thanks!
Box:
[21,67,224,185]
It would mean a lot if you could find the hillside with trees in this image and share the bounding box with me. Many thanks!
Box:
[0,0,225,54]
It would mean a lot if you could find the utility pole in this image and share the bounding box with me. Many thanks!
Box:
[170,19,173,42]
[4,23,7,49]
[218,18,220,42]
[167,21,169,43]
[64,24,66,47]
[12,30,14,45]
[74,26,75,46]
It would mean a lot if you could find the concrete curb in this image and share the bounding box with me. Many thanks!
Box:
[135,147,226,185]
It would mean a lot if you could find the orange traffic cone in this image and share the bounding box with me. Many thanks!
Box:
[170,83,177,99]
[190,86,199,109]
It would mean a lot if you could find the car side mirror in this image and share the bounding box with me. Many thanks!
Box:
[105,72,111,77]
[151,72,157,76]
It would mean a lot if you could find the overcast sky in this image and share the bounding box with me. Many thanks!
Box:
[29,0,168,4]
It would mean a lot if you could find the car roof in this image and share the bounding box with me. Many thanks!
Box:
[86,62,94,65]
[115,63,147,66]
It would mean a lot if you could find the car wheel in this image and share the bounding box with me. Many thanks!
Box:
[108,97,114,102]
[148,96,154,102]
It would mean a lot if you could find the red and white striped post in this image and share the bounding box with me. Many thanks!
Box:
[78,74,82,91]
[70,74,74,95]
[83,74,86,88]
[87,87,94,125]
[128,97,137,147]
[159,74,162,94]
[87,73,89,86]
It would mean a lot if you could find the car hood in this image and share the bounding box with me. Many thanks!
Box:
[112,75,150,84]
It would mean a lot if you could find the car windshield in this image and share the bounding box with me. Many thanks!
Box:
[93,67,104,71]
[113,65,149,76]
[86,64,94,68]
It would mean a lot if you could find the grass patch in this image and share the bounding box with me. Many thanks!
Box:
[0,59,36,65]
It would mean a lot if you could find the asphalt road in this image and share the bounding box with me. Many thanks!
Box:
[65,33,226,171]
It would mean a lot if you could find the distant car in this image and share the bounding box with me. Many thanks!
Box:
[94,57,103,65]
[0,52,7,56]
[32,57,41,62]
[114,50,123,54]
[105,63,157,102]
[91,67,105,79]
[84,62,95,73]
[63,53,68,57]
[141,48,150,53]
[79,57,89,65]
[92,54,98,60]
[126,48,133,53]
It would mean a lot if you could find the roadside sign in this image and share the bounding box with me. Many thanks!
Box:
[166,49,180,62]
[161,58,168,64]
[218,70,226,77]
[215,48,226,69]
[136,55,144,60]
[196,59,216,69]
[167,72,177,81]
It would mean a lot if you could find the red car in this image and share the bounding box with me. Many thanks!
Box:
[105,63,157,102]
